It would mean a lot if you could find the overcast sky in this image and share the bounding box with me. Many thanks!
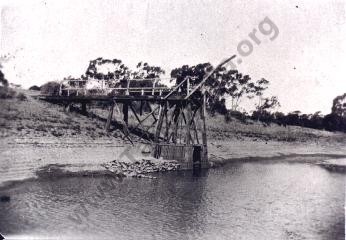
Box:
[0,0,345,114]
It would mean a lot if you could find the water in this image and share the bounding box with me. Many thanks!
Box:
[0,161,344,239]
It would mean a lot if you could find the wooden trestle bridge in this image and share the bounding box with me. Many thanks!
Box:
[41,56,235,169]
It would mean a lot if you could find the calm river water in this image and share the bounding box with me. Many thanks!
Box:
[0,161,344,239]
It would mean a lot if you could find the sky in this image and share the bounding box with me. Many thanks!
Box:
[0,0,345,114]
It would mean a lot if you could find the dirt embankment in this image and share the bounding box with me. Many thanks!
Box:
[1,89,346,187]
[205,113,346,166]
[0,90,129,186]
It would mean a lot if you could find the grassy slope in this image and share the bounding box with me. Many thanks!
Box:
[1,89,345,144]
[206,114,346,143]
[0,90,122,140]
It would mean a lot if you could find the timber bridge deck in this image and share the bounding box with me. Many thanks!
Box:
[40,56,235,169]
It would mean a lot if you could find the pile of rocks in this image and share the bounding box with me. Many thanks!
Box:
[103,158,180,178]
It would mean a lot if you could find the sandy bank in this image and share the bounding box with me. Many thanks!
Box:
[208,138,346,164]
[1,134,345,189]
[316,158,346,173]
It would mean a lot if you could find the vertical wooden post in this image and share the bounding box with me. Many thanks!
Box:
[64,103,71,112]
[123,103,129,125]
[154,103,165,143]
[140,101,143,116]
[192,119,200,144]
[59,82,62,96]
[152,79,156,95]
[165,101,169,142]
[201,94,208,160]
[172,105,181,143]
[114,102,133,145]
[185,102,192,144]
[81,103,87,115]
[154,103,165,158]
[126,80,130,95]
[105,102,114,131]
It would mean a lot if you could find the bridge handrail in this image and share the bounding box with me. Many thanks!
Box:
[58,77,195,98]
[59,77,175,83]
[61,87,171,90]
[59,78,175,96]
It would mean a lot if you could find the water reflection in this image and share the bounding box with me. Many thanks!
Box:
[0,161,344,240]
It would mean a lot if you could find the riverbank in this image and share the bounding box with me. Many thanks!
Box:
[1,134,345,189]
[317,158,346,173]
[1,90,346,187]
[208,138,346,165]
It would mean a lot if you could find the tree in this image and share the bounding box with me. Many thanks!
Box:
[84,58,131,88]
[273,111,287,126]
[332,93,346,118]
[132,62,165,79]
[252,96,280,123]
[286,111,301,126]
[171,63,221,111]
[131,62,166,88]
[256,96,280,112]
[170,63,270,114]
[0,69,16,99]
[323,113,342,131]
[251,110,273,125]
[253,78,270,96]
[0,70,8,87]
[310,111,324,129]
[208,71,270,112]
[220,71,253,111]
[40,81,61,96]
[171,63,213,91]
[29,85,41,91]
[299,114,311,128]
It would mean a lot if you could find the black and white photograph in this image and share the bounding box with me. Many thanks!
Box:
[0,0,345,239]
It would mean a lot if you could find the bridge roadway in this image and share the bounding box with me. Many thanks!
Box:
[39,93,194,104]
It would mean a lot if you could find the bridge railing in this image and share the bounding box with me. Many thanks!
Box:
[58,77,196,98]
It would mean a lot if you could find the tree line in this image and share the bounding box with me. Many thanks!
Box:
[229,105,345,132]
[80,58,275,111]
[36,57,345,132]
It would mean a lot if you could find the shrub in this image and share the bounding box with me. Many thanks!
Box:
[40,81,61,96]
[35,125,48,132]
[16,92,27,101]
[0,86,16,99]
[29,85,41,91]
[51,130,64,137]
[226,110,248,123]
[251,110,274,126]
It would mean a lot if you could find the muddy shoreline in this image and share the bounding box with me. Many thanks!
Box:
[1,136,346,189]
[210,153,346,166]
[1,152,345,192]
